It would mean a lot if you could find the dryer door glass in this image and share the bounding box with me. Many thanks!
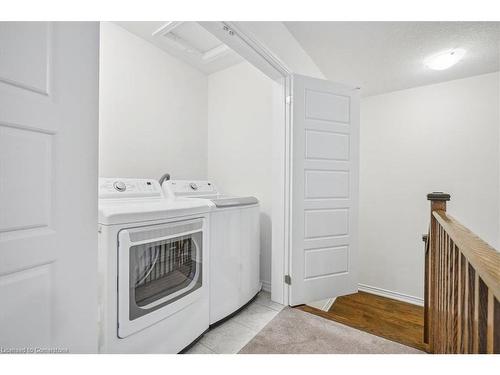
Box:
[128,227,203,320]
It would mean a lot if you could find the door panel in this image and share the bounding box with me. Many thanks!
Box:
[0,264,52,347]
[304,209,349,238]
[0,125,53,234]
[305,130,349,161]
[304,246,348,279]
[289,74,359,306]
[305,170,349,199]
[304,89,350,123]
[0,22,99,352]
[0,22,50,95]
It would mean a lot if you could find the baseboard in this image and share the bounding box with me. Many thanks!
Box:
[259,281,422,306]
[358,283,424,306]
[261,280,271,293]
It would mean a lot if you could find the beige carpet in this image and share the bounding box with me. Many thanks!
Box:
[239,307,423,354]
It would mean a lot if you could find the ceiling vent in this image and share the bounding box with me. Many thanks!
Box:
[152,21,231,64]
[115,21,243,74]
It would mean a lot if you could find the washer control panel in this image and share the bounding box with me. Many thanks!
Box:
[99,178,163,199]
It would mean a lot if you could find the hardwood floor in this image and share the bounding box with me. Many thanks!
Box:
[297,291,426,351]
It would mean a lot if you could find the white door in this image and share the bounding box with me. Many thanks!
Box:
[0,22,99,352]
[289,74,359,306]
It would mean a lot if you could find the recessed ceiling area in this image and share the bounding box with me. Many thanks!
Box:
[285,22,500,96]
[115,21,243,74]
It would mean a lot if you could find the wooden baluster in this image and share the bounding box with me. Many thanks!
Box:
[430,228,436,351]
[438,226,442,352]
[494,298,500,353]
[463,258,470,353]
[423,233,430,346]
[457,254,465,353]
[431,226,437,352]
[444,231,449,353]
[426,192,450,354]
[439,225,445,352]
[449,239,455,352]
[478,278,489,353]
[435,225,441,352]
[443,230,448,352]
[472,271,479,353]
[443,229,449,352]
[448,236,453,352]
[486,290,495,353]
[440,230,445,353]
[468,263,476,353]
[451,243,458,353]
[439,228,448,353]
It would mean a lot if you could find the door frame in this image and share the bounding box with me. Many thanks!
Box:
[199,21,292,305]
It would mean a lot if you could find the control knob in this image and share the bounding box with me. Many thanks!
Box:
[113,181,126,192]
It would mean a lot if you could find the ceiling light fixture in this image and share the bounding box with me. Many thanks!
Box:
[424,48,466,70]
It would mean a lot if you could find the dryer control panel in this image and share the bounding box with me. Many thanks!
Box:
[163,180,218,198]
[99,178,163,199]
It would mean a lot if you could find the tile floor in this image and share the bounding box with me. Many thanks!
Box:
[185,291,284,354]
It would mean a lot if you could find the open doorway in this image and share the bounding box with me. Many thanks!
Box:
[99,20,284,294]
[98,21,288,352]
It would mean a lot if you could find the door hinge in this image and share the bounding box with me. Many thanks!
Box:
[286,95,293,105]
[284,274,291,285]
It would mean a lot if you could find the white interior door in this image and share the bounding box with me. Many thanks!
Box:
[289,74,359,306]
[0,22,99,352]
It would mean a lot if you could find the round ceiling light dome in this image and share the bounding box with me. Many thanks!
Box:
[424,48,466,70]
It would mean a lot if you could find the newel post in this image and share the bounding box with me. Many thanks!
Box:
[427,192,451,213]
[425,192,451,352]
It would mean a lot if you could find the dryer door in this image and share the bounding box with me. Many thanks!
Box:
[117,218,204,338]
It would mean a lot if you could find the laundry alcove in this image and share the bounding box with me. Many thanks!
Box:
[99,21,360,309]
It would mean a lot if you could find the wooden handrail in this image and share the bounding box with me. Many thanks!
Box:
[433,211,500,300]
[424,192,500,354]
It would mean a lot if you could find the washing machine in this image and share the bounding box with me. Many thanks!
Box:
[98,178,212,353]
[162,180,261,325]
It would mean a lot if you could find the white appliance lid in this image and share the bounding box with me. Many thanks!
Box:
[211,196,259,208]
[98,198,211,225]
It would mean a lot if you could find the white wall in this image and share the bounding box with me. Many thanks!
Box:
[360,72,500,302]
[207,61,276,287]
[99,22,208,180]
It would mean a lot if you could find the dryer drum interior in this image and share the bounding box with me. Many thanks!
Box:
[124,221,204,321]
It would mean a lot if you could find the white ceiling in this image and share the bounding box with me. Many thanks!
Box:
[285,22,500,96]
[115,21,243,74]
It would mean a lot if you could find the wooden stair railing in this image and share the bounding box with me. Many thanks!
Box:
[423,192,500,353]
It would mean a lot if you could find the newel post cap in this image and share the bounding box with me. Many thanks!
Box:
[427,192,451,201]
